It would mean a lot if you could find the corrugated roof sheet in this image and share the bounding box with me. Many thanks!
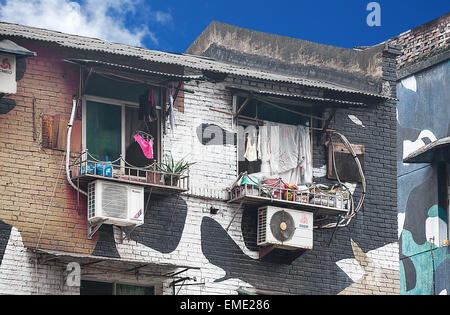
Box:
[0,21,391,99]
[229,87,366,107]
[64,58,203,81]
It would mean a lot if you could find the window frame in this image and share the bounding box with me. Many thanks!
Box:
[81,94,162,166]
[232,95,314,181]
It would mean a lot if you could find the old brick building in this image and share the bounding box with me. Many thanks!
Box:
[0,21,400,295]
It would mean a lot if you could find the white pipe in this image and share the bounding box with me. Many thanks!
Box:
[66,98,88,196]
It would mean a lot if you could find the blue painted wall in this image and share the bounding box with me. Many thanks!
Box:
[397,60,450,295]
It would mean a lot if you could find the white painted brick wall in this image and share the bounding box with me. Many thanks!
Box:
[0,227,78,295]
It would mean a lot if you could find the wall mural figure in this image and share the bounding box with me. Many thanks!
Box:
[0,220,12,266]
[131,195,188,254]
[397,61,450,295]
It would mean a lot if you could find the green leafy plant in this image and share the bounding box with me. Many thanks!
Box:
[157,153,195,186]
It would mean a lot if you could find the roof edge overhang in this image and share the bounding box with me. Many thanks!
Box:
[64,58,203,82]
[0,39,36,58]
[228,86,373,109]
[0,22,394,101]
[31,248,200,280]
[403,137,450,164]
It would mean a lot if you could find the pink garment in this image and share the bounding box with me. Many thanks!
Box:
[134,134,154,159]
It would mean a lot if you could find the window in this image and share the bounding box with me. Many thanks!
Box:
[327,142,365,183]
[82,72,161,167]
[82,96,159,168]
[234,95,313,186]
[80,280,155,295]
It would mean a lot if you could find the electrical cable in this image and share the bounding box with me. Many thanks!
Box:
[316,130,366,229]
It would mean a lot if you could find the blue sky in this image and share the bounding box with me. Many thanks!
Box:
[0,0,449,53]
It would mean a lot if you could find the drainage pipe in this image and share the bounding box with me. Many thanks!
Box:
[66,97,88,196]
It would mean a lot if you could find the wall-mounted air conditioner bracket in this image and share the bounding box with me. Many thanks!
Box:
[226,199,245,232]
[119,225,139,244]
[87,219,107,239]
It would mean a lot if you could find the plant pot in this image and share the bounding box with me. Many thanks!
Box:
[147,172,162,184]
[164,174,180,187]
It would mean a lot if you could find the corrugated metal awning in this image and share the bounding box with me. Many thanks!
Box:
[229,86,367,107]
[32,248,200,281]
[64,58,203,81]
[404,137,450,163]
[0,39,36,57]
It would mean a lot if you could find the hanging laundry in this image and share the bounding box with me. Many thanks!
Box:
[169,87,175,136]
[148,88,157,122]
[257,130,261,160]
[244,132,258,162]
[139,89,157,122]
[258,124,271,173]
[138,90,149,121]
[266,122,312,185]
[134,134,154,159]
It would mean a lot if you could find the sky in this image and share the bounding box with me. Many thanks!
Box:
[0,0,449,53]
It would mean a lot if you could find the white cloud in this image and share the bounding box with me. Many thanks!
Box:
[155,10,173,24]
[0,0,172,47]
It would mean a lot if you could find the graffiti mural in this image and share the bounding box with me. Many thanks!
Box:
[397,60,450,295]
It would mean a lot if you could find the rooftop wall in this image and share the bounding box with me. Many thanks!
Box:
[186,21,386,94]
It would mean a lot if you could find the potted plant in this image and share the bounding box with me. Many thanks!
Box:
[146,162,162,184]
[158,153,195,187]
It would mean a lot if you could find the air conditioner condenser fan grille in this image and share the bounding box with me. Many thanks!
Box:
[101,184,128,219]
[270,210,295,242]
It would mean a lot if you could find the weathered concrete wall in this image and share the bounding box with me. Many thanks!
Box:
[186,21,385,94]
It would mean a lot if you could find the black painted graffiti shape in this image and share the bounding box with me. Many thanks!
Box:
[200,215,325,293]
[91,225,121,259]
[131,195,188,254]
[201,207,369,294]
[196,123,236,146]
[402,174,438,246]
[91,195,188,258]
[0,220,12,265]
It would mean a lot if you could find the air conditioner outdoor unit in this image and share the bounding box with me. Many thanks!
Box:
[87,180,145,227]
[257,206,313,250]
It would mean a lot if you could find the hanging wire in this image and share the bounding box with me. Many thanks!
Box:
[316,130,366,229]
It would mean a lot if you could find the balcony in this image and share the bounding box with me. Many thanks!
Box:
[70,151,189,196]
[228,174,350,217]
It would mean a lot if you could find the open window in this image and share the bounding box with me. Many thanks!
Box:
[82,96,159,172]
[229,92,353,219]
[69,70,189,194]
[235,95,313,183]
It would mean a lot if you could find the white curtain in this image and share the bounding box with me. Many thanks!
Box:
[256,122,312,185]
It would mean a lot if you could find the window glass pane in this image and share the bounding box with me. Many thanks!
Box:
[116,283,155,295]
[236,96,310,126]
[86,101,122,162]
[125,106,151,169]
[125,106,158,167]
[80,280,113,295]
[85,73,160,104]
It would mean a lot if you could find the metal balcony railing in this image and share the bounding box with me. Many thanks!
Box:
[70,151,190,194]
[228,173,351,216]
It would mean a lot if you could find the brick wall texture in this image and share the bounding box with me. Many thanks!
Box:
[389,13,449,69]
[0,38,400,295]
